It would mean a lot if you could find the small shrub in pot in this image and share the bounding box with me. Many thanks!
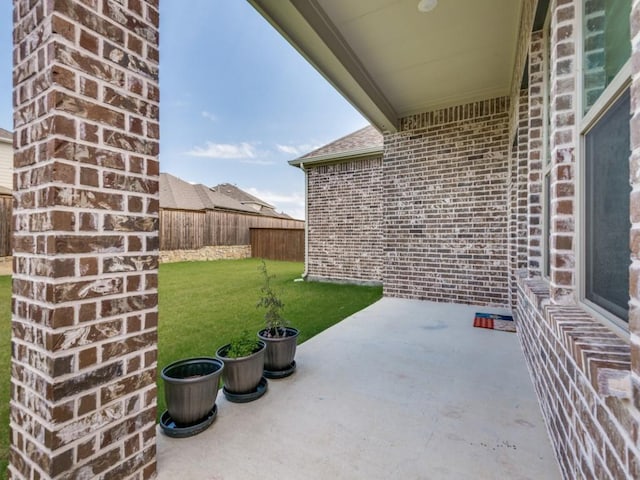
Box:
[256,260,299,375]
[216,330,266,399]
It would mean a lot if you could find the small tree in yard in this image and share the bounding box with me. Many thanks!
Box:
[257,259,288,338]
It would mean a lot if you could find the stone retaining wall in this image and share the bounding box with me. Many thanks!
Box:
[159,245,251,263]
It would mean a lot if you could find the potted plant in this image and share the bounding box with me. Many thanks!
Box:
[160,356,224,437]
[216,330,267,403]
[256,260,299,378]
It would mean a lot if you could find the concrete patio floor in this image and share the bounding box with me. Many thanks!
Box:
[156,297,560,480]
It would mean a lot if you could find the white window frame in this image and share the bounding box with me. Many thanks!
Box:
[576,0,632,334]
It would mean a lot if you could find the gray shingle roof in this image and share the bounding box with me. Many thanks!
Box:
[292,125,383,166]
[211,183,274,209]
[160,173,290,218]
[160,173,253,212]
[194,184,255,213]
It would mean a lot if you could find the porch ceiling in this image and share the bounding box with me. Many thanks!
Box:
[249,0,524,132]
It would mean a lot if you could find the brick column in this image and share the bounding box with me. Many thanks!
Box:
[527,30,544,277]
[10,0,159,478]
[516,89,528,274]
[548,1,578,304]
[630,0,640,412]
[507,88,529,309]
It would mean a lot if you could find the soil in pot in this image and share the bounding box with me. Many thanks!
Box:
[161,357,224,427]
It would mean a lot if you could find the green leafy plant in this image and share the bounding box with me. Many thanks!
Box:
[224,330,262,359]
[257,259,288,337]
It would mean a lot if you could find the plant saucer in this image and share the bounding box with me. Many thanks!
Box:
[264,360,296,379]
[160,404,218,438]
[223,376,268,403]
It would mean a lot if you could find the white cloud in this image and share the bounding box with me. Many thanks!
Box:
[276,142,323,156]
[242,159,276,166]
[186,141,258,160]
[276,144,299,155]
[201,111,217,121]
[169,100,190,108]
[246,187,305,220]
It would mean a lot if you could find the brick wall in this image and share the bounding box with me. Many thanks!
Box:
[383,98,510,306]
[548,0,578,305]
[305,156,383,284]
[10,0,159,478]
[528,30,545,277]
[517,89,529,276]
[508,134,517,308]
[514,1,640,479]
[508,89,530,308]
[517,279,638,478]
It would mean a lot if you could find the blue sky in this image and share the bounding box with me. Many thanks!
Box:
[0,1,368,219]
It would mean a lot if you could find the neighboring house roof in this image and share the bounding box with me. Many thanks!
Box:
[0,128,11,144]
[210,183,291,219]
[212,183,273,209]
[160,172,292,218]
[290,125,383,167]
[160,172,254,213]
[193,184,256,213]
[160,172,211,211]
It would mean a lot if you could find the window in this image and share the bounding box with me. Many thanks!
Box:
[584,90,630,321]
[581,0,631,325]
[583,0,631,113]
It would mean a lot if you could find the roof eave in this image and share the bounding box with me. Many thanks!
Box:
[289,145,383,168]
[248,0,399,133]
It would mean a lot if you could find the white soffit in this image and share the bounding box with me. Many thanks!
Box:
[249,0,524,131]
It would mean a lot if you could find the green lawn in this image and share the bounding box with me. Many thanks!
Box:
[0,259,382,477]
[157,259,382,415]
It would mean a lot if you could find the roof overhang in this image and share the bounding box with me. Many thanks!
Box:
[249,0,525,134]
[289,145,383,168]
[250,0,398,132]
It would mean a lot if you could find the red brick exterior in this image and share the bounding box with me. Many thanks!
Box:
[384,98,511,306]
[528,29,545,278]
[514,1,640,478]
[305,156,383,284]
[10,0,159,478]
[517,279,636,478]
[508,89,530,308]
[548,0,578,305]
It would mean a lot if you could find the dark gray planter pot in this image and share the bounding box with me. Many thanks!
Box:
[258,327,299,372]
[161,357,223,426]
[216,341,266,394]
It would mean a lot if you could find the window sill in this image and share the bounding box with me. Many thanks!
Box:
[519,276,631,399]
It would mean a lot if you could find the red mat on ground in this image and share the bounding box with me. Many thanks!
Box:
[473,313,516,332]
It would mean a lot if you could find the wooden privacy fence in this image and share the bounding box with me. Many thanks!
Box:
[160,208,304,251]
[0,195,11,257]
[250,228,304,262]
